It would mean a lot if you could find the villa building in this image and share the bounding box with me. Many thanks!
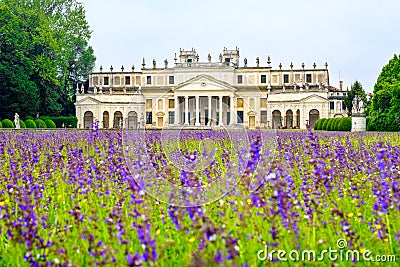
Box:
[75,47,347,129]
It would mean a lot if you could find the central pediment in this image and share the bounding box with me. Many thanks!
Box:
[174,74,236,93]
[300,94,328,103]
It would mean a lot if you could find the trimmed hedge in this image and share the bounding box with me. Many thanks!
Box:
[318,118,327,130]
[338,117,352,131]
[1,119,14,128]
[321,119,330,131]
[317,117,351,131]
[313,118,324,130]
[40,116,77,128]
[19,120,26,129]
[332,118,341,131]
[326,119,334,131]
[35,119,47,128]
[0,121,2,128]
[45,119,56,129]
[25,119,37,128]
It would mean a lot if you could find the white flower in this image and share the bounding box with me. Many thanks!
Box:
[209,234,217,241]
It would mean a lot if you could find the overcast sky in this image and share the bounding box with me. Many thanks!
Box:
[82,0,400,92]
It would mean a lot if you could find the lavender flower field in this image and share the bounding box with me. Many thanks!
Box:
[0,129,399,266]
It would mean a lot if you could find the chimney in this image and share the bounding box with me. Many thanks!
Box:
[339,81,343,90]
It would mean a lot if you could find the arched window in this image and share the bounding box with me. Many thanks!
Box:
[309,109,320,128]
[286,110,293,129]
[84,111,93,129]
[113,111,123,129]
[103,111,109,129]
[127,111,138,129]
[272,110,281,129]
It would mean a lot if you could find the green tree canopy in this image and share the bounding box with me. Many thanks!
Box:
[343,80,367,116]
[374,54,400,94]
[368,54,400,131]
[0,0,95,119]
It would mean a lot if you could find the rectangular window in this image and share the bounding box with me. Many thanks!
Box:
[342,101,346,110]
[261,75,267,84]
[104,77,109,85]
[146,99,152,109]
[283,74,289,83]
[260,98,267,108]
[169,111,175,124]
[237,75,243,84]
[330,102,335,110]
[169,76,174,85]
[146,76,152,84]
[169,99,175,109]
[237,98,244,108]
[237,111,244,123]
[125,76,131,85]
[306,74,312,83]
[146,111,152,124]
[261,110,267,123]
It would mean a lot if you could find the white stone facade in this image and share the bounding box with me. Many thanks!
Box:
[75,48,348,129]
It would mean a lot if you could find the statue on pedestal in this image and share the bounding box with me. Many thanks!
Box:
[256,57,260,67]
[14,113,20,129]
[164,59,168,69]
[208,54,211,62]
[244,57,247,67]
[153,59,156,69]
[352,95,365,114]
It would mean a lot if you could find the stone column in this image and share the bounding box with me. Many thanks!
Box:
[184,96,189,125]
[174,96,179,125]
[219,95,223,126]
[208,96,212,126]
[230,95,235,125]
[195,95,200,126]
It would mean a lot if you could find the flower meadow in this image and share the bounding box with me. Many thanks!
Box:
[0,129,399,266]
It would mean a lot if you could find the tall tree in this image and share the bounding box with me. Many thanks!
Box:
[368,54,400,131]
[0,0,95,118]
[374,54,400,94]
[0,2,41,118]
[343,80,367,116]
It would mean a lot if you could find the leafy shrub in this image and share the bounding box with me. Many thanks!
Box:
[321,119,330,131]
[19,120,26,129]
[45,119,56,129]
[50,116,78,128]
[316,118,326,130]
[313,119,321,130]
[1,119,14,128]
[0,121,2,128]
[35,119,47,128]
[25,119,37,128]
[326,119,334,131]
[338,117,352,131]
[332,118,342,131]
